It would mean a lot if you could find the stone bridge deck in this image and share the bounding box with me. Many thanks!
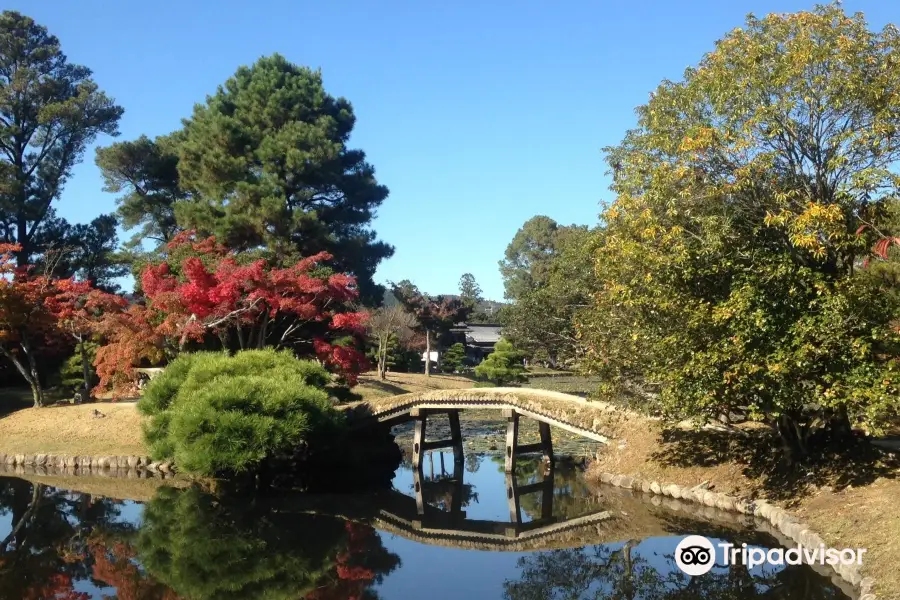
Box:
[345,387,628,444]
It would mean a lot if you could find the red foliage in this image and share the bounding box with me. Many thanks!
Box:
[96,232,370,390]
[0,244,124,398]
[305,522,383,600]
[18,573,90,600]
[90,538,181,600]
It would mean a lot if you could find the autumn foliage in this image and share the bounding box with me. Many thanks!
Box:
[0,243,122,405]
[94,232,369,392]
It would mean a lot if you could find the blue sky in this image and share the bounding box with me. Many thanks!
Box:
[6,0,897,300]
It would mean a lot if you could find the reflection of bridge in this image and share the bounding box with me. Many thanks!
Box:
[375,459,615,552]
[347,388,614,472]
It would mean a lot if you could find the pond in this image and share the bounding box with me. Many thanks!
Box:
[0,450,854,599]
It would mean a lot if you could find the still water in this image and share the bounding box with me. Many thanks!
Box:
[0,453,851,600]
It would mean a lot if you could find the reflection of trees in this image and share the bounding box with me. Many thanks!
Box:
[0,476,128,600]
[504,539,849,600]
[491,457,603,522]
[136,486,401,600]
[305,522,401,600]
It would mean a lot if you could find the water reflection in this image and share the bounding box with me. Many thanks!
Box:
[0,456,853,600]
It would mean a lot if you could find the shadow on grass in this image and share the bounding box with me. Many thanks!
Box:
[651,427,900,503]
[359,379,410,397]
[0,387,34,418]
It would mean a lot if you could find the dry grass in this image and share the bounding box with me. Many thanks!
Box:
[588,416,900,598]
[0,402,146,457]
[354,371,476,402]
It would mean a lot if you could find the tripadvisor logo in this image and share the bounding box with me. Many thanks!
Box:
[674,535,867,576]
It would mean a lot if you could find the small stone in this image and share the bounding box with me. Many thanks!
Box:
[618,476,634,489]
[669,485,683,499]
[641,480,652,493]
[733,499,751,514]
[600,472,614,484]
[13,454,24,465]
[159,461,173,473]
[119,456,131,469]
[64,456,77,467]
[859,578,875,594]
[650,481,662,494]
[715,495,736,512]
[98,456,111,468]
[21,455,34,466]
[34,454,47,466]
[91,457,101,468]
[147,461,161,472]
[702,491,718,507]
[127,456,139,468]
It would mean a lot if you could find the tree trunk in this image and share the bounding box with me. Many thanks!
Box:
[378,337,387,380]
[79,338,91,395]
[257,312,269,349]
[775,413,809,464]
[425,329,431,377]
[0,344,44,408]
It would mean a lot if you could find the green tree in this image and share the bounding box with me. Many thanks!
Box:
[475,338,526,385]
[173,54,393,304]
[502,224,598,366]
[441,342,466,374]
[0,11,123,264]
[499,216,562,301]
[580,4,900,459]
[458,273,483,310]
[54,214,129,292]
[95,133,185,251]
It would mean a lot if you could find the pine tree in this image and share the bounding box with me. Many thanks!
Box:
[474,339,526,385]
[441,343,466,374]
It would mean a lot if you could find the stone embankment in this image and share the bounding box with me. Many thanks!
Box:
[594,471,877,600]
[0,452,175,478]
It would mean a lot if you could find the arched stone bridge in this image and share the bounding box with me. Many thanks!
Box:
[345,388,623,471]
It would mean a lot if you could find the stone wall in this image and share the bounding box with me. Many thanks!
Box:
[0,453,176,479]
[594,471,877,600]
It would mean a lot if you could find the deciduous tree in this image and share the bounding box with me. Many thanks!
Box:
[366,304,416,380]
[580,4,900,459]
[391,280,469,376]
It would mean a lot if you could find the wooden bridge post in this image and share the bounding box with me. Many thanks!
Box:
[504,409,519,472]
[413,466,425,515]
[540,464,555,520]
[448,409,464,464]
[411,408,427,470]
[539,421,554,464]
[506,471,522,525]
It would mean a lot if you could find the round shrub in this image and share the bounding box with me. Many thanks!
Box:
[138,349,342,476]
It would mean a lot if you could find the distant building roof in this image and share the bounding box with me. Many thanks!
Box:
[465,324,501,344]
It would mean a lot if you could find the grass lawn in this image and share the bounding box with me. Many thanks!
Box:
[354,371,477,402]
[0,401,147,457]
[523,374,603,396]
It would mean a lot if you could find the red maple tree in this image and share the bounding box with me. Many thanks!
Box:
[95,232,369,391]
[0,244,98,406]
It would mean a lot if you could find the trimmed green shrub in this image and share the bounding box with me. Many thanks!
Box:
[138,349,342,476]
[474,339,527,386]
[441,343,466,374]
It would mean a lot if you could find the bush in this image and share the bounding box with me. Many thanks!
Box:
[138,349,342,477]
[441,343,466,374]
[474,339,527,386]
